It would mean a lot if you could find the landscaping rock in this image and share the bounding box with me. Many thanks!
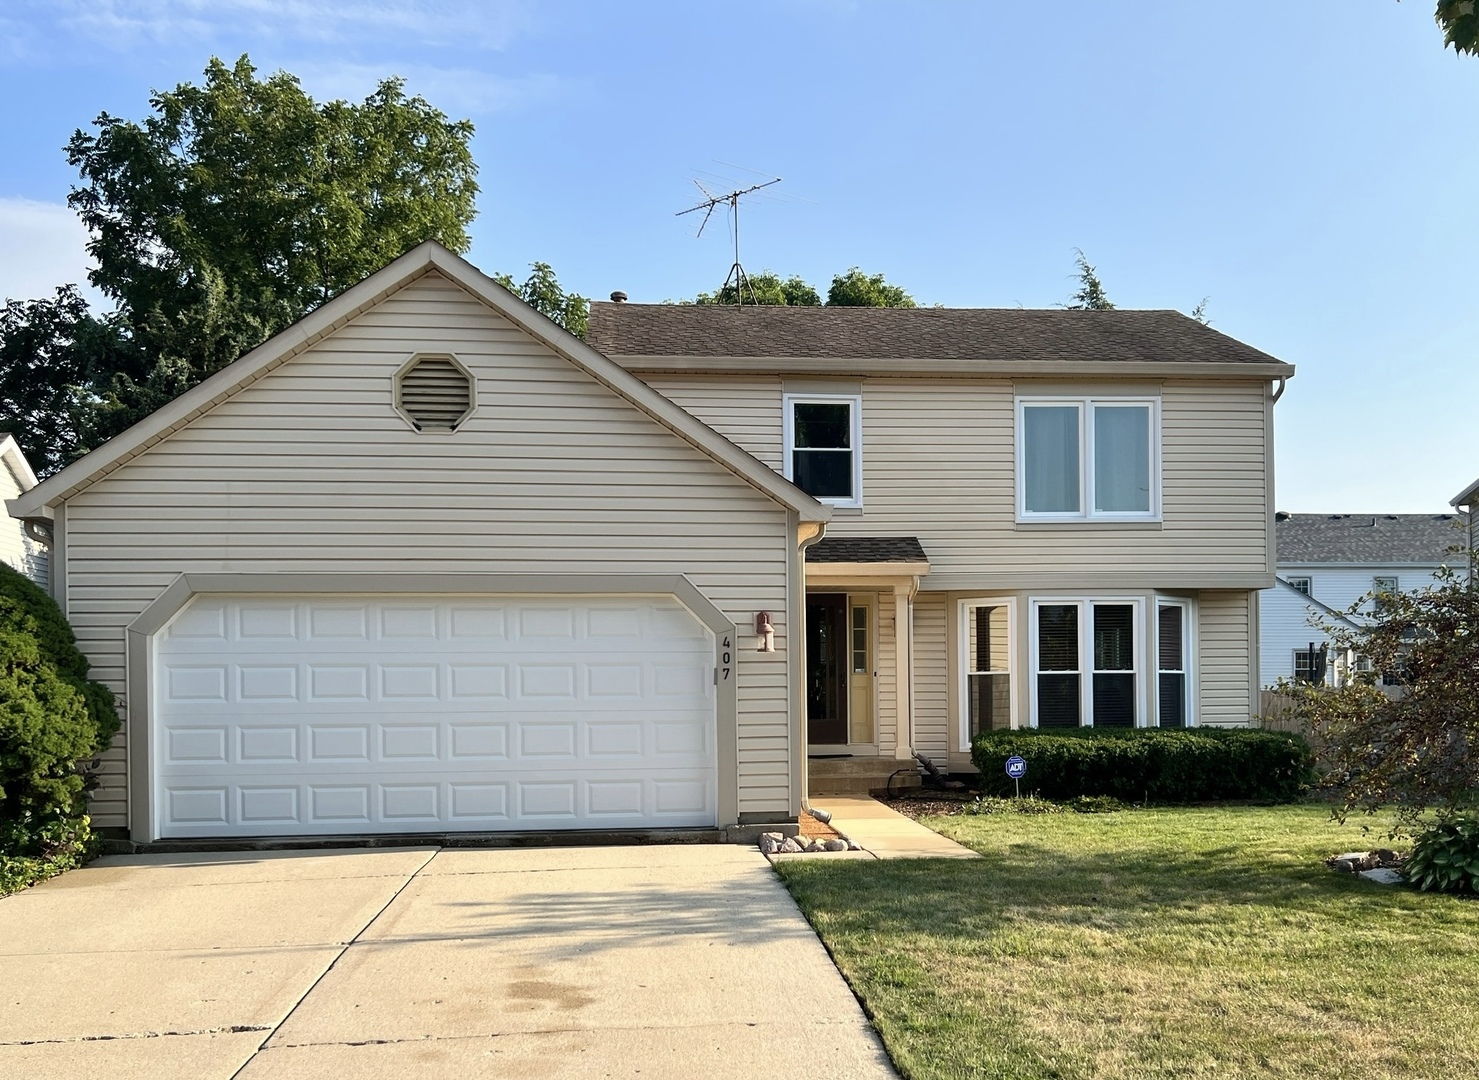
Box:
[847,840,863,851]
[1359,868,1405,885]
[779,837,804,853]
[823,838,848,852]
[1331,851,1381,873]
[758,833,784,854]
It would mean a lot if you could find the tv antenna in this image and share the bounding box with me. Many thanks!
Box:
[676,175,781,304]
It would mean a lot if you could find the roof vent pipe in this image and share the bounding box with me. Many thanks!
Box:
[610,291,628,303]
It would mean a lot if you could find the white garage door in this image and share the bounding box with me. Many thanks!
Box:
[153,595,717,838]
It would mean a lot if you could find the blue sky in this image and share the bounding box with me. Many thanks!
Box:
[1,1,1475,512]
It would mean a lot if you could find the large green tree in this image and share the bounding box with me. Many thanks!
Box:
[1436,0,1479,55]
[825,267,916,308]
[693,271,822,307]
[1064,249,1115,310]
[0,55,487,473]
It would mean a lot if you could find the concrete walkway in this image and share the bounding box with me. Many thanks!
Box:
[0,845,897,1079]
[809,796,981,859]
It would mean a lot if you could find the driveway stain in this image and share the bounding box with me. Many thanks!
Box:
[505,978,595,1012]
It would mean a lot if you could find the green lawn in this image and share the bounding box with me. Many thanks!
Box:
[776,804,1479,1080]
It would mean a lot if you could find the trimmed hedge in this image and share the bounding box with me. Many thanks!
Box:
[971,727,1314,804]
[0,564,119,894]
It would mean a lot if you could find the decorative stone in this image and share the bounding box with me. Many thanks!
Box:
[1333,851,1380,872]
[847,840,863,851]
[779,837,804,853]
[823,839,848,852]
[805,839,826,852]
[758,833,783,854]
[1359,868,1404,885]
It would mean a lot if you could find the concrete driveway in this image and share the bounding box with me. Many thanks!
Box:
[0,844,896,1079]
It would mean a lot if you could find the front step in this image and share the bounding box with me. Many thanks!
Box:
[809,756,921,797]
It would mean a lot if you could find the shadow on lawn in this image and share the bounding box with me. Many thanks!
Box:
[775,837,1420,941]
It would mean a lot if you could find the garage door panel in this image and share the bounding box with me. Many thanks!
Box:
[154,596,718,838]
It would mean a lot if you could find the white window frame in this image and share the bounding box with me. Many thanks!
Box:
[1027,597,1147,728]
[956,597,1017,751]
[1153,597,1197,728]
[1015,396,1161,522]
[1286,576,1312,596]
[783,393,864,509]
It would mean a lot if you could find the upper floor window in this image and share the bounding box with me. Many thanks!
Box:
[1287,577,1312,595]
[1016,397,1160,521]
[783,394,862,508]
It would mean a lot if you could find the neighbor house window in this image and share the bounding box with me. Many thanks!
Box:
[1156,601,1191,728]
[1029,599,1145,727]
[1293,647,1325,684]
[1286,577,1312,596]
[1016,397,1159,520]
[783,394,863,507]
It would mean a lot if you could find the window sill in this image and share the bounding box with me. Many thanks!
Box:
[1014,520,1163,531]
[825,506,865,517]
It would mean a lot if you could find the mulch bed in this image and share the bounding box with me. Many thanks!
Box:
[880,793,981,820]
[798,810,842,839]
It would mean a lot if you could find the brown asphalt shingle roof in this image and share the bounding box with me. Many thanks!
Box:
[806,536,929,564]
[587,304,1284,366]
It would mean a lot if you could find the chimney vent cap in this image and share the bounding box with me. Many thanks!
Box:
[610,290,628,303]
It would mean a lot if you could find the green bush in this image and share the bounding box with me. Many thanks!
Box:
[1405,816,1479,895]
[971,727,1314,803]
[0,564,119,893]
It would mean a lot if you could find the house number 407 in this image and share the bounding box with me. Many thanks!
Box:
[720,636,732,680]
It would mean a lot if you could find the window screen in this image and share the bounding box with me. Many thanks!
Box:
[1023,405,1080,514]
[790,402,854,500]
[1036,604,1080,727]
[1093,405,1151,513]
[1092,604,1135,727]
[1157,604,1186,728]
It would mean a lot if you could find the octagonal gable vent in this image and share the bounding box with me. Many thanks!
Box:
[395,354,474,431]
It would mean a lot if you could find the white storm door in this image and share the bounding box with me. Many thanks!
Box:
[153,594,717,838]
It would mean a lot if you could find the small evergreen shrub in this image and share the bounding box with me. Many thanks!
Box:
[971,727,1314,803]
[1405,816,1479,896]
[0,565,119,894]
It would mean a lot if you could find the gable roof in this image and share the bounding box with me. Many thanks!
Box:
[0,435,37,493]
[1275,513,1467,565]
[806,536,928,563]
[7,243,830,524]
[587,303,1295,378]
[1272,576,1361,628]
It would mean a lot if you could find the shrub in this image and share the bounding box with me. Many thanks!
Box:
[971,727,1314,804]
[1405,816,1479,896]
[0,565,119,893]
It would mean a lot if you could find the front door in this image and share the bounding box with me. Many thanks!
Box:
[806,593,849,745]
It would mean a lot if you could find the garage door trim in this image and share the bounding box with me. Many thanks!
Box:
[127,573,739,842]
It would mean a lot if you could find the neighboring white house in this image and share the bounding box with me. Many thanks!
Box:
[0,434,48,588]
[1259,512,1466,686]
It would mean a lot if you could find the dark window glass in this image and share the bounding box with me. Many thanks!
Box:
[1038,605,1078,671]
[792,450,853,498]
[968,673,1013,737]
[1037,674,1080,727]
[1093,605,1134,671]
[793,403,851,448]
[1093,672,1135,727]
[1158,673,1186,728]
[1158,605,1183,671]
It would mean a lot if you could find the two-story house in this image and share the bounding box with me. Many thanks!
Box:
[588,300,1292,787]
[6,243,1291,844]
[1258,512,1466,687]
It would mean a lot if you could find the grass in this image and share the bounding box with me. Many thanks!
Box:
[775,804,1479,1080]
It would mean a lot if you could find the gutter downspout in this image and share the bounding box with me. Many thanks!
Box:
[1270,377,1287,404]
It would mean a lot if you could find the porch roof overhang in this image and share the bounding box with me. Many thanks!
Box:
[804,535,930,580]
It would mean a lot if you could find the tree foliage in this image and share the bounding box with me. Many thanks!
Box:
[0,55,483,474]
[693,271,821,307]
[493,263,590,339]
[1064,249,1115,310]
[1436,0,1479,56]
[826,267,916,308]
[1276,559,1479,827]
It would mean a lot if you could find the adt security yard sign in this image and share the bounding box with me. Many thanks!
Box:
[1005,755,1027,797]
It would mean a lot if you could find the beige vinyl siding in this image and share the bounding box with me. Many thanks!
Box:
[1198,590,1256,726]
[641,376,784,471]
[912,593,950,758]
[640,375,1271,581]
[64,272,795,830]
